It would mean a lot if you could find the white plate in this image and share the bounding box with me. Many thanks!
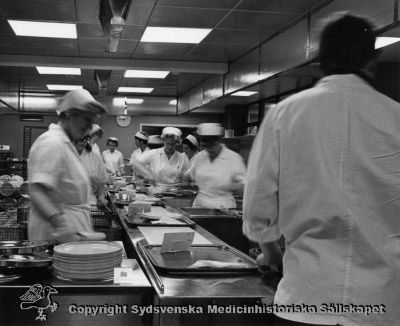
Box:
[54,241,122,257]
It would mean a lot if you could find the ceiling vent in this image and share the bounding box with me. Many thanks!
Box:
[99,0,132,52]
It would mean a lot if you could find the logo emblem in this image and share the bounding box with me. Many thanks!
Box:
[19,283,59,321]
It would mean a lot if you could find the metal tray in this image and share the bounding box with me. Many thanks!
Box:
[0,240,50,255]
[0,273,21,283]
[140,243,257,274]
[125,214,195,227]
[0,253,52,267]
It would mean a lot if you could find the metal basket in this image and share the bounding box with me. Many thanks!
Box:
[17,206,30,224]
[0,226,27,241]
[94,221,122,241]
[90,205,113,228]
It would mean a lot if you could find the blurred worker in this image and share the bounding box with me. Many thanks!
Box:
[75,136,108,205]
[184,123,246,208]
[182,134,199,167]
[28,89,106,243]
[130,127,189,190]
[147,135,164,149]
[129,131,150,179]
[89,124,103,156]
[102,137,124,175]
[243,13,400,326]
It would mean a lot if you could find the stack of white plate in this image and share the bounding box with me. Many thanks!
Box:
[53,241,122,282]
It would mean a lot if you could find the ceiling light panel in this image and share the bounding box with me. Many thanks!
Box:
[47,85,83,91]
[375,37,400,49]
[113,98,144,106]
[169,99,177,105]
[231,91,258,97]
[141,27,212,44]
[125,70,169,79]
[117,87,153,93]
[8,20,77,39]
[37,67,81,75]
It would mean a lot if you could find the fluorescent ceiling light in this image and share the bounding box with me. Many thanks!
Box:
[169,99,177,105]
[117,87,153,93]
[113,98,144,106]
[8,20,77,39]
[37,67,81,75]
[141,27,212,44]
[231,91,258,97]
[47,84,83,91]
[125,70,169,79]
[375,37,400,49]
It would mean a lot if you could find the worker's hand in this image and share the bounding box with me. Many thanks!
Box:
[256,252,270,267]
[97,197,109,206]
[49,213,82,244]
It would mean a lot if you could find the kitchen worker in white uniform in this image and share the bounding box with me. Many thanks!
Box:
[28,89,106,243]
[243,14,400,326]
[184,123,246,209]
[182,134,199,167]
[130,127,189,190]
[129,131,150,179]
[102,137,124,175]
[89,124,103,156]
[147,135,164,149]
[75,136,109,205]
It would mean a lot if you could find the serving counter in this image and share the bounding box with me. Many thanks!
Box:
[115,203,278,326]
[0,192,279,326]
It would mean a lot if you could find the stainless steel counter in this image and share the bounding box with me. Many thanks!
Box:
[116,206,278,326]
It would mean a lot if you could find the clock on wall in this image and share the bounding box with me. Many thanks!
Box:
[116,115,131,127]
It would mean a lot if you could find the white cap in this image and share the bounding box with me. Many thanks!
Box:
[59,89,106,117]
[162,127,182,138]
[107,137,119,146]
[148,135,163,145]
[135,131,148,141]
[90,124,103,135]
[197,123,224,136]
[185,135,199,148]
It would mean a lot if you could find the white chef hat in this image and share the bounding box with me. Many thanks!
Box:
[161,126,182,139]
[107,137,119,146]
[148,135,163,145]
[135,131,148,141]
[59,89,106,118]
[197,123,224,136]
[184,134,199,148]
[90,124,103,136]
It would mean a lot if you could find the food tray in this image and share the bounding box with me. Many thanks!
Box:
[140,243,257,274]
[0,240,49,254]
[125,214,195,227]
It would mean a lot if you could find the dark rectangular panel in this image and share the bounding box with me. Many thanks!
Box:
[185,43,249,62]
[133,43,195,60]
[203,75,224,104]
[203,29,266,45]
[156,0,239,9]
[178,92,190,114]
[148,6,229,28]
[225,47,259,94]
[0,0,76,21]
[218,11,299,30]
[188,85,204,110]
[309,0,395,59]
[237,0,327,13]
[124,5,155,26]
[260,19,308,79]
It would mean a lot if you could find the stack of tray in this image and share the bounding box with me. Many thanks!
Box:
[53,241,122,282]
